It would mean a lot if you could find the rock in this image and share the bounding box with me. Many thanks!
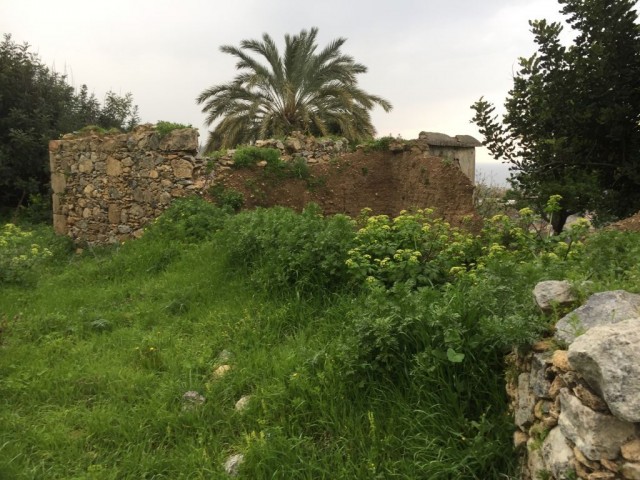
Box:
[622,440,640,462]
[223,453,244,476]
[285,137,302,152]
[515,373,536,428]
[181,391,205,411]
[568,317,640,422]
[552,350,571,372]
[588,471,616,479]
[555,291,640,345]
[600,458,619,473]
[622,463,640,480]
[527,438,545,480]
[541,427,574,479]
[534,280,576,313]
[235,395,252,412]
[170,158,194,179]
[572,384,609,412]
[530,352,552,398]
[106,156,122,176]
[212,364,231,378]
[573,446,598,470]
[558,389,636,460]
[514,430,528,448]
[549,375,567,399]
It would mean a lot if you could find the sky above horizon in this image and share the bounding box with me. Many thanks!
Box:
[2,0,575,177]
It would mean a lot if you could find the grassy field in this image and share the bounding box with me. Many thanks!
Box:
[1,199,638,479]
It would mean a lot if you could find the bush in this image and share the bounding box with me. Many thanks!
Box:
[217,205,356,295]
[155,121,192,138]
[0,223,53,284]
[208,184,245,212]
[232,146,281,168]
[346,208,478,289]
[144,196,230,244]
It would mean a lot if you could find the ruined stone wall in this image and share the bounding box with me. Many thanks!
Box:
[511,284,640,480]
[49,125,204,244]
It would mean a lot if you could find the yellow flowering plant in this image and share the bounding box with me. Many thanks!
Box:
[0,223,52,284]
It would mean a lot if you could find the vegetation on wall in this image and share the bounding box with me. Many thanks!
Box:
[196,27,392,152]
[471,0,640,232]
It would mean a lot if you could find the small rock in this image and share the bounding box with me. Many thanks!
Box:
[622,439,640,462]
[223,453,244,476]
[212,364,231,378]
[552,350,571,372]
[182,391,205,411]
[514,430,528,448]
[549,375,567,399]
[622,463,640,480]
[217,350,232,363]
[533,280,576,313]
[235,395,252,412]
[541,426,574,479]
[574,446,598,469]
[587,470,616,479]
[573,384,609,412]
[600,458,619,473]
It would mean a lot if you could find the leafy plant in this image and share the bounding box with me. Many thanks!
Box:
[232,146,281,168]
[0,223,53,284]
[155,121,192,138]
[208,184,245,212]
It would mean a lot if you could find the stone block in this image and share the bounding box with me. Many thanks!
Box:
[533,280,576,313]
[51,172,66,193]
[555,291,640,345]
[568,317,640,422]
[558,389,635,460]
[106,156,123,176]
[53,214,67,235]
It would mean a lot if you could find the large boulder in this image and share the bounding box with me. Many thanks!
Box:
[554,290,640,345]
[568,317,640,422]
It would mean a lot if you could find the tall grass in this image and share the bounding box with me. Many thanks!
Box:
[1,198,638,478]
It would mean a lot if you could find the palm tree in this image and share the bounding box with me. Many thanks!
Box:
[196,27,392,151]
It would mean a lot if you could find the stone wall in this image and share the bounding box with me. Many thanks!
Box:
[51,128,480,244]
[510,283,640,480]
[50,125,204,244]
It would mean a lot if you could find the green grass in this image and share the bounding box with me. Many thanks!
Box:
[1,200,638,479]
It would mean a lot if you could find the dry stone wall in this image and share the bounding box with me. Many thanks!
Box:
[50,125,205,244]
[511,285,640,480]
[51,128,479,244]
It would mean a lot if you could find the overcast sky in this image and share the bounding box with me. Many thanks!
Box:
[2,0,573,180]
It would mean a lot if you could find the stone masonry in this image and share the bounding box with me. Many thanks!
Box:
[50,125,205,244]
[510,286,640,480]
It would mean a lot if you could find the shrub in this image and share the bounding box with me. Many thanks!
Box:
[0,223,53,284]
[217,205,356,295]
[346,208,477,289]
[208,184,244,212]
[232,146,281,168]
[155,121,192,138]
[144,196,230,244]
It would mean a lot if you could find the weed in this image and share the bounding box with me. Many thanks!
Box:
[155,120,192,138]
[233,146,281,168]
[209,184,245,212]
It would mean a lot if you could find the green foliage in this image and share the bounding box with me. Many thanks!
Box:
[155,121,192,139]
[347,208,477,289]
[143,196,230,244]
[471,0,640,231]
[0,223,53,284]
[1,204,639,479]
[218,205,356,295]
[196,27,392,151]
[208,184,245,211]
[232,146,281,168]
[360,136,394,152]
[0,34,139,213]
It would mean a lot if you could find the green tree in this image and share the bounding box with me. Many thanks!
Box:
[0,34,139,215]
[471,0,640,232]
[197,27,392,151]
